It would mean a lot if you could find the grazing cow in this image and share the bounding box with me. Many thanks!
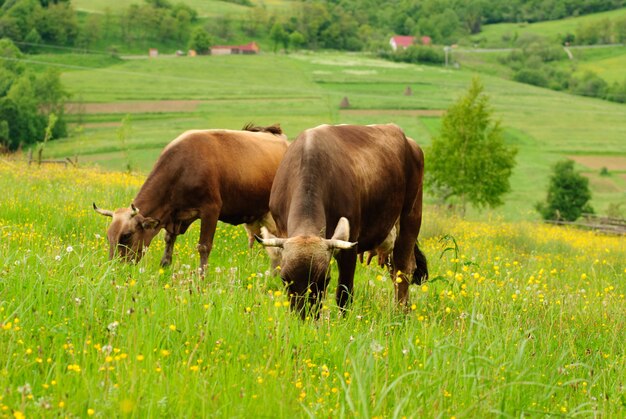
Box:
[94,124,288,269]
[257,123,428,317]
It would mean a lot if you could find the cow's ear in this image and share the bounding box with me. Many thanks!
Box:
[331,217,350,241]
[141,217,160,230]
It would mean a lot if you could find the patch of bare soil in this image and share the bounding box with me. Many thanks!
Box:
[340,109,445,117]
[568,155,626,171]
[66,100,204,114]
[80,122,123,129]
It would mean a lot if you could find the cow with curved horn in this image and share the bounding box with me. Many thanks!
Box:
[257,123,428,318]
[94,123,288,269]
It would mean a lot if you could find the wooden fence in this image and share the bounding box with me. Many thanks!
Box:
[546,213,626,235]
[27,149,77,167]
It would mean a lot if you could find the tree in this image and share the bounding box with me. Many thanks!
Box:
[270,22,288,52]
[289,31,305,50]
[22,28,42,52]
[0,38,67,151]
[536,160,593,221]
[35,1,78,45]
[188,27,211,53]
[427,77,517,214]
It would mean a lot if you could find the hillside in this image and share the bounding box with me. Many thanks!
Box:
[25,51,625,220]
[469,7,626,47]
[72,0,295,16]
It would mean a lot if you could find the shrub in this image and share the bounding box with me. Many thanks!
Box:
[514,68,549,87]
[383,45,445,65]
[536,159,593,221]
[570,71,608,98]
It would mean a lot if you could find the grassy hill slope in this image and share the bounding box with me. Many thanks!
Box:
[28,51,626,219]
[470,7,626,47]
[72,0,294,16]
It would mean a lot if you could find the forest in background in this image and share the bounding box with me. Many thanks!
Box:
[1,0,625,53]
[1,0,626,152]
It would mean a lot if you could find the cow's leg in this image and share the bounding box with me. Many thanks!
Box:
[392,207,422,306]
[335,248,357,311]
[413,242,428,285]
[197,208,220,272]
[160,231,177,267]
[391,237,414,306]
[243,223,258,249]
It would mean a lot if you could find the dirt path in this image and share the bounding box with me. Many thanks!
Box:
[66,100,204,114]
[340,109,445,117]
[568,155,626,171]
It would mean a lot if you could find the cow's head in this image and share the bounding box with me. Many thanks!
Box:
[93,203,160,262]
[256,217,356,318]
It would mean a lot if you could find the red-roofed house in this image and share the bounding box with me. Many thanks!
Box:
[389,36,415,51]
[211,42,260,55]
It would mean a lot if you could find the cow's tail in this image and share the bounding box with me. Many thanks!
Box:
[412,243,428,285]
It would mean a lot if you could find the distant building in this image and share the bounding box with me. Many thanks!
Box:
[210,42,260,55]
[420,36,432,46]
[389,36,415,51]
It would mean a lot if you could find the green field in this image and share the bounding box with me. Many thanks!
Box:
[1,160,625,417]
[28,51,625,219]
[470,8,626,47]
[72,0,295,16]
[570,46,626,83]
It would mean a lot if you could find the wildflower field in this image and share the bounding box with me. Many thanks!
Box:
[1,159,625,418]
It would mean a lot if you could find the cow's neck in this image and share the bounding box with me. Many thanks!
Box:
[133,177,172,224]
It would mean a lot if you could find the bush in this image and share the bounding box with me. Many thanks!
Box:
[383,45,445,65]
[570,71,608,98]
[606,79,626,103]
[536,159,593,221]
[513,68,549,87]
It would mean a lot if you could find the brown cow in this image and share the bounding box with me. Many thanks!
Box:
[257,123,428,317]
[94,124,288,269]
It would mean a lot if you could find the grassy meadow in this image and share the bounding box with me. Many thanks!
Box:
[469,8,626,48]
[72,0,295,17]
[32,51,626,219]
[1,158,625,417]
[570,46,626,83]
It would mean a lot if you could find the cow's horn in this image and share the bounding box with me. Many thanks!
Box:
[255,236,287,248]
[130,204,139,217]
[327,239,357,250]
[93,202,113,217]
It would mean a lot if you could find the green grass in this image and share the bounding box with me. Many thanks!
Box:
[72,0,295,17]
[470,8,626,48]
[24,51,625,219]
[1,160,625,417]
[572,47,626,83]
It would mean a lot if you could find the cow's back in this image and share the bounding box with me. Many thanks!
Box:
[139,129,288,223]
[270,124,417,251]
